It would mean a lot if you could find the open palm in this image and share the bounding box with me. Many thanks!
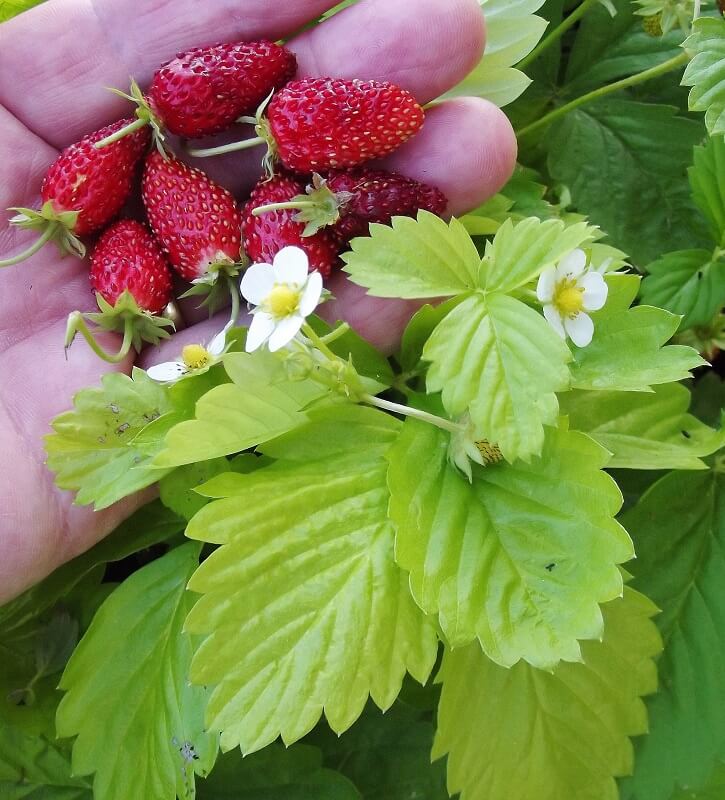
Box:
[0,0,516,602]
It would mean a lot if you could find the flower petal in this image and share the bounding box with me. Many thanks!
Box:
[245,312,275,352]
[564,312,595,348]
[537,266,557,303]
[556,248,587,280]
[273,246,309,286]
[240,263,275,305]
[299,271,324,317]
[580,272,608,311]
[543,304,566,339]
[146,361,187,382]
[268,314,304,352]
[207,329,228,356]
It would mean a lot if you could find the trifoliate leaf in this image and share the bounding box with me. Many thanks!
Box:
[640,250,725,329]
[682,17,725,137]
[561,383,725,469]
[570,275,706,390]
[689,134,725,245]
[620,469,725,800]
[398,297,465,374]
[45,368,173,510]
[433,588,661,800]
[423,292,571,462]
[342,211,481,299]
[185,406,438,754]
[197,743,360,800]
[387,417,633,669]
[546,99,709,264]
[153,350,329,468]
[56,544,216,800]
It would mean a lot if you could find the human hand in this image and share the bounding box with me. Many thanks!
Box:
[0,0,516,603]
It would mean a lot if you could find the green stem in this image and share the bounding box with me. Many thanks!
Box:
[186,136,266,158]
[253,200,318,216]
[227,275,241,329]
[516,51,690,139]
[0,224,56,267]
[360,394,463,434]
[237,115,258,124]
[66,313,134,364]
[320,323,350,346]
[517,0,599,71]
[301,322,338,362]
[94,117,148,149]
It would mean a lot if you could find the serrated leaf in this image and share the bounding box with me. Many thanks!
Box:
[620,469,725,800]
[159,459,230,521]
[671,761,725,799]
[56,544,216,800]
[387,418,633,669]
[682,17,725,137]
[561,383,725,469]
[0,0,45,23]
[546,99,709,264]
[570,276,706,390]
[689,134,725,245]
[398,297,466,374]
[45,368,173,509]
[424,292,571,462]
[342,212,481,299]
[433,588,661,800]
[185,406,438,754]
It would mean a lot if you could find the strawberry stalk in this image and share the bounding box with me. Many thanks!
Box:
[0,224,58,267]
[64,312,136,364]
[94,117,150,148]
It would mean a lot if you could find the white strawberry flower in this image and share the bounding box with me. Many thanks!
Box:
[147,328,228,383]
[536,249,609,348]
[240,246,323,353]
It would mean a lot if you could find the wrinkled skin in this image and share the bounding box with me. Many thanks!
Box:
[0,0,516,603]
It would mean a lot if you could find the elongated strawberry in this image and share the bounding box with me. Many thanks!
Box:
[142,152,243,282]
[65,220,174,364]
[242,175,340,280]
[0,120,150,268]
[188,78,425,174]
[97,41,296,150]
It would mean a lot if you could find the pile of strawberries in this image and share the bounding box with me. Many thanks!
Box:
[0,39,447,361]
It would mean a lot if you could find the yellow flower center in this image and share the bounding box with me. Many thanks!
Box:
[555,284,585,317]
[182,344,210,370]
[267,284,300,318]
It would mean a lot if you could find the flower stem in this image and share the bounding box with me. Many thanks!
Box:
[65,313,134,364]
[516,51,690,139]
[517,0,599,71]
[301,322,338,362]
[361,394,463,434]
[253,200,318,216]
[227,275,241,329]
[0,224,57,267]
[320,323,351,346]
[94,117,148,149]
[186,137,266,158]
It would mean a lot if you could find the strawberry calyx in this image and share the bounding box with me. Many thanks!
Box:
[252,174,355,236]
[181,258,246,320]
[95,80,167,156]
[65,290,174,364]
[0,201,85,267]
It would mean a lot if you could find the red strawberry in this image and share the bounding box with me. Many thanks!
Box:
[98,41,296,149]
[90,220,172,314]
[142,152,243,281]
[242,174,340,280]
[0,119,149,267]
[188,77,425,174]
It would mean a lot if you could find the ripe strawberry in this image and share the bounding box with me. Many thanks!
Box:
[142,152,243,282]
[0,119,149,267]
[98,41,296,149]
[242,174,340,280]
[188,77,425,174]
[90,220,172,313]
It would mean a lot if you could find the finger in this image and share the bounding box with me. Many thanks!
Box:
[0,0,339,147]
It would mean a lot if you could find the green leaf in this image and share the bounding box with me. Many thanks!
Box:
[546,99,709,264]
[398,297,466,374]
[56,544,217,800]
[620,469,725,800]
[561,383,725,470]
[671,761,725,800]
[682,17,725,137]
[0,0,45,23]
[45,368,173,509]
[570,276,706,390]
[342,211,481,299]
[159,459,230,521]
[691,371,725,427]
[387,418,633,669]
[197,743,360,800]
[689,134,725,245]
[424,292,571,462]
[641,250,725,329]
[433,587,661,800]
[185,406,438,753]
[154,350,329,468]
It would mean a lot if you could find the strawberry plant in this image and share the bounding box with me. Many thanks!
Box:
[1,1,725,800]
